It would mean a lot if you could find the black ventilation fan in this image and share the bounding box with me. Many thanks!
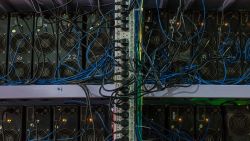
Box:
[29,130,48,140]
[35,33,56,53]
[60,61,79,77]
[11,33,30,53]
[60,32,78,51]
[0,34,5,52]
[229,113,250,135]
[10,62,29,80]
[37,62,55,79]
[3,130,19,141]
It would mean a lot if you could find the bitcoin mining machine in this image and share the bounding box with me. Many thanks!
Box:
[0,0,250,141]
[0,0,114,141]
[142,0,250,141]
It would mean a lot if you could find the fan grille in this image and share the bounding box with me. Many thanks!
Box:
[229,113,250,135]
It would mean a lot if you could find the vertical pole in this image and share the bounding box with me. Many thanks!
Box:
[113,0,143,140]
[113,0,135,140]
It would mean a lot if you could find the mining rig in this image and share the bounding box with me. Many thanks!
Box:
[0,0,250,141]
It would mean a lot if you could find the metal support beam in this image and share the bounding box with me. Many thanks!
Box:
[1,85,250,99]
[113,0,135,140]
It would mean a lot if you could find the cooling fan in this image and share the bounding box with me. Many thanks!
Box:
[11,33,30,53]
[35,33,56,53]
[36,62,55,79]
[9,62,29,80]
[60,32,79,52]
[229,112,250,135]
[226,107,250,141]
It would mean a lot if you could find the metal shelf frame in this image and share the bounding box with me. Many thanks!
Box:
[0,84,250,99]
